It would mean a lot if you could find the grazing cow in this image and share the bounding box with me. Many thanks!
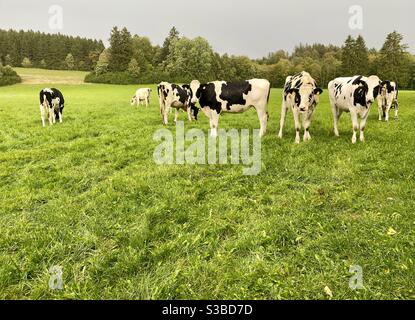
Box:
[278,71,323,143]
[131,88,152,107]
[189,79,270,137]
[157,82,198,125]
[328,75,381,143]
[39,88,65,127]
[377,81,399,121]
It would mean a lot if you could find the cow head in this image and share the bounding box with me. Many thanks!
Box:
[190,80,201,104]
[286,85,323,113]
[353,75,381,107]
[131,95,137,105]
[183,84,199,121]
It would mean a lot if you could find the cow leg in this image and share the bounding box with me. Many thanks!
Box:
[174,109,179,123]
[40,105,46,127]
[332,105,342,137]
[360,110,370,142]
[350,110,359,144]
[210,111,220,138]
[162,105,170,125]
[378,103,384,121]
[303,112,313,141]
[187,107,192,122]
[59,111,63,123]
[48,110,54,126]
[394,101,399,119]
[278,101,288,139]
[385,104,392,122]
[292,108,301,144]
[256,107,268,137]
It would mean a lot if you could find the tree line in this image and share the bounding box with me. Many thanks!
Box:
[0,29,104,71]
[87,27,415,89]
[1,27,414,89]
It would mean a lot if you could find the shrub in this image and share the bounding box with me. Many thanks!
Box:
[21,57,32,68]
[85,71,139,85]
[0,65,21,86]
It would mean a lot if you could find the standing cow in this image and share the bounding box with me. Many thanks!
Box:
[189,79,270,137]
[278,71,323,143]
[131,88,152,107]
[39,88,65,127]
[157,82,198,125]
[377,81,399,121]
[328,75,381,143]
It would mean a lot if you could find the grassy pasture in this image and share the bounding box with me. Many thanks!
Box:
[13,68,88,85]
[0,72,414,299]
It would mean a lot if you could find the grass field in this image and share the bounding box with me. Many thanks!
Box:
[0,71,414,299]
[13,68,88,85]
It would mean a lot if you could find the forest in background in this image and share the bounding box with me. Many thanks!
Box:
[1,27,414,88]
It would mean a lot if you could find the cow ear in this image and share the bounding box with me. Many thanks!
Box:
[314,88,323,95]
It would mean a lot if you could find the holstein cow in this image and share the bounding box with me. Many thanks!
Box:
[39,88,65,127]
[377,81,399,121]
[278,71,323,143]
[328,75,381,143]
[157,82,198,125]
[189,79,270,137]
[131,88,152,107]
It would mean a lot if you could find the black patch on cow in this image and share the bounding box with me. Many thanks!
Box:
[219,81,252,111]
[196,83,222,114]
[353,86,367,107]
[373,85,380,99]
[171,84,189,105]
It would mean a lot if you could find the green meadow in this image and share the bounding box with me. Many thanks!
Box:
[0,70,414,299]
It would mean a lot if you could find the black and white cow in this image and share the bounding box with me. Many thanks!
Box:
[377,81,399,121]
[328,75,381,143]
[157,82,198,125]
[39,88,65,127]
[278,71,323,143]
[189,79,270,137]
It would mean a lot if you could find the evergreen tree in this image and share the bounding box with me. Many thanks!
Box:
[354,35,369,75]
[377,31,408,83]
[108,27,133,72]
[341,35,356,76]
[157,27,180,65]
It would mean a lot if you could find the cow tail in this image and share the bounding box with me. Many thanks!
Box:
[266,84,271,120]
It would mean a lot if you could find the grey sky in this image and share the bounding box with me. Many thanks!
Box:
[0,0,413,58]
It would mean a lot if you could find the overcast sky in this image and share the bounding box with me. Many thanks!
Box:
[0,0,413,58]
